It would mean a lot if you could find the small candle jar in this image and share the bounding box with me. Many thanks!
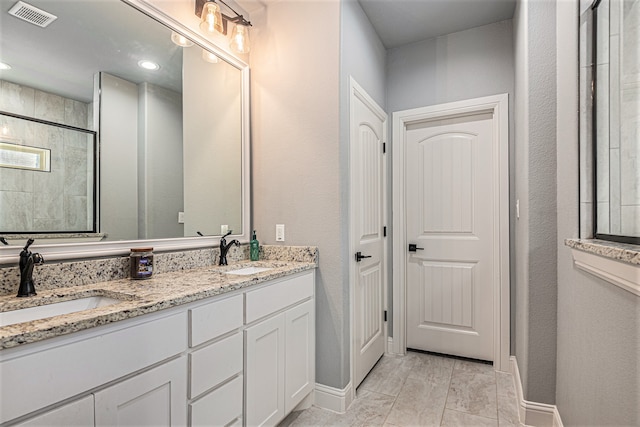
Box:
[130,248,154,279]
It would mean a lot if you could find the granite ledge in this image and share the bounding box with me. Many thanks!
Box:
[565,238,640,265]
[0,259,316,349]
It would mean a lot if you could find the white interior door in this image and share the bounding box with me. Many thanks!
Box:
[350,79,387,388]
[405,113,495,361]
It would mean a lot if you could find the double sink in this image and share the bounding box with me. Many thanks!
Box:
[0,265,272,329]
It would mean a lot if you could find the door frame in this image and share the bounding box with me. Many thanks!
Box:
[349,77,388,395]
[391,94,510,371]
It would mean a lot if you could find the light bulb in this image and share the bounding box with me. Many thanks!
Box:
[171,31,193,47]
[199,1,223,34]
[202,49,220,63]
[229,24,250,54]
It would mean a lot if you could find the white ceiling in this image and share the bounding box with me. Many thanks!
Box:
[358,0,517,49]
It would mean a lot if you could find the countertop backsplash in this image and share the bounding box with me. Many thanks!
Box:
[0,245,318,297]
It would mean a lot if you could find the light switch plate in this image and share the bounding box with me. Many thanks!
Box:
[276,224,285,241]
[178,212,184,224]
[221,224,229,235]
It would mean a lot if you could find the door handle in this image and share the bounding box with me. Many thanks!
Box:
[355,252,372,262]
[408,244,424,252]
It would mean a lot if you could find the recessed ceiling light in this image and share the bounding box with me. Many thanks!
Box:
[0,62,11,70]
[138,60,160,71]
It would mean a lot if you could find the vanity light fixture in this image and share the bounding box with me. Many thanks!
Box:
[229,23,250,54]
[202,49,220,63]
[199,0,224,34]
[171,31,194,47]
[137,60,160,71]
[196,0,252,54]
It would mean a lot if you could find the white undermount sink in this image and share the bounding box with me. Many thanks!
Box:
[224,266,273,275]
[0,296,122,328]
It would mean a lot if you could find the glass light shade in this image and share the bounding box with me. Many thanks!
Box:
[199,1,224,34]
[171,31,193,47]
[229,24,250,54]
[202,49,220,63]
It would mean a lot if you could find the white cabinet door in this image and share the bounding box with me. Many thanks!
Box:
[14,395,94,427]
[245,313,285,427]
[284,299,315,414]
[94,357,187,426]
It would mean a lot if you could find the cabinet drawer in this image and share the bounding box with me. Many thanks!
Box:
[189,294,243,347]
[189,332,243,399]
[245,272,314,324]
[14,395,94,426]
[189,375,243,427]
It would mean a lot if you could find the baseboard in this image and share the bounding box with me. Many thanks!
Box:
[510,356,564,427]
[314,382,354,414]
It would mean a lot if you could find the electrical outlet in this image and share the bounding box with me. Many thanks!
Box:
[276,224,285,242]
[516,200,520,219]
[178,212,184,224]
[221,224,229,235]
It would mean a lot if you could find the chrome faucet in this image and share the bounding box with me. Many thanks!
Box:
[17,238,45,297]
[219,230,240,266]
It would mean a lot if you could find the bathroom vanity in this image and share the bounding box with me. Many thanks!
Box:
[0,259,316,426]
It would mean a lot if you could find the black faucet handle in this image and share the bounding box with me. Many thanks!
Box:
[23,238,35,251]
[223,230,233,238]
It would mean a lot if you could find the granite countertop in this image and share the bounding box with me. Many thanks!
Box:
[0,260,316,350]
[565,238,640,265]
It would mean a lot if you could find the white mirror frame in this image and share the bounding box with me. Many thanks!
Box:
[0,0,251,265]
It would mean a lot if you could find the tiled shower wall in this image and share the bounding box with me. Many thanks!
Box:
[595,0,640,236]
[0,79,94,232]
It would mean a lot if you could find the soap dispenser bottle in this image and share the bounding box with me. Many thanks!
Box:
[250,230,260,261]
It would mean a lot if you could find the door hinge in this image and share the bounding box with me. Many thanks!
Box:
[382,142,386,153]
[383,226,387,237]
[384,310,387,322]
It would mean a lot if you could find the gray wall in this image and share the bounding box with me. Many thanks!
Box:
[555,1,640,425]
[138,82,183,239]
[339,0,387,371]
[250,0,345,389]
[100,73,140,240]
[101,73,185,241]
[386,20,515,113]
[385,20,515,347]
[513,0,558,404]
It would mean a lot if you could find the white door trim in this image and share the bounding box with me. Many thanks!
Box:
[349,76,388,397]
[391,94,510,371]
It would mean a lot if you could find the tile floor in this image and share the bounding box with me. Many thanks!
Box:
[280,350,522,427]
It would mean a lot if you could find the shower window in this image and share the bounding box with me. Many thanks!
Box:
[593,0,640,244]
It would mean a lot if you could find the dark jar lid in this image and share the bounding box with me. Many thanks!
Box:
[131,247,153,252]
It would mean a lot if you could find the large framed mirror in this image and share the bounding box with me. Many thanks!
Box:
[0,0,250,262]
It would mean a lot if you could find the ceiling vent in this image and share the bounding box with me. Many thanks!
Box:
[8,1,57,28]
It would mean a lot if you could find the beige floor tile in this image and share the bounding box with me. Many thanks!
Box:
[441,409,499,426]
[384,376,449,427]
[446,369,498,419]
[407,352,455,382]
[358,355,416,397]
[281,353,524,427]
[280,407,334,427]
[325,390,395,427]
[496,371,520,425]
[453,359,495,377]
